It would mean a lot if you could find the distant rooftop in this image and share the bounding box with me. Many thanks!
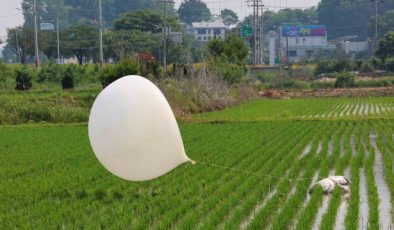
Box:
[192,21,226,29]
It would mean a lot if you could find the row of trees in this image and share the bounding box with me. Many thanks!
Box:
[3,0,241,65]
[237,0,394,42]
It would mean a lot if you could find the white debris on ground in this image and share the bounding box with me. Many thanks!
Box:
[310,175,350,194]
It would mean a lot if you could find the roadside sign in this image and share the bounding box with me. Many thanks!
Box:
[240,24,252,38]
[40,22,55,31]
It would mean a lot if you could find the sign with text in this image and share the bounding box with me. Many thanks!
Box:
[282,25,326,37]
[40,22,55,31]
[240,24,252,38]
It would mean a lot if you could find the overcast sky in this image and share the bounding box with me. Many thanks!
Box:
[0,0,320,42]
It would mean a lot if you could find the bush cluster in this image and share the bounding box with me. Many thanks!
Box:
[334,71,355,88]
[208,57,246,84]
[384,57,394,72]
[98,58,141,87]
[8,63,100,91]
[315,59,354,76]
[15,68,33,91]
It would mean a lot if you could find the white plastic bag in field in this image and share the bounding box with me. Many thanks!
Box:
[88,75,192,181]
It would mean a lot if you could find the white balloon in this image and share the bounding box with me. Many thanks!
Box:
[88,75,192,181]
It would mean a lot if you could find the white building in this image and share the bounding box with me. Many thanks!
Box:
[340,41,369,55]
[192,21,227,41]
[279,24,336,63]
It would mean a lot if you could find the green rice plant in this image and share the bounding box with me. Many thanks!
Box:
[364,139,380,229]
[319,187,343,230]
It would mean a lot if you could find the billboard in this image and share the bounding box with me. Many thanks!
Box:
[282,25,326,37]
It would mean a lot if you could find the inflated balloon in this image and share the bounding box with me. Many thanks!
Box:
[88,75,193,181]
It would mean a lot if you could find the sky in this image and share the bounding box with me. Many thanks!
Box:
[0,0,320,44]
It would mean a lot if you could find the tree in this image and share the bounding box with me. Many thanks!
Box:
[22,0,69,27]
[178,0,211,24]
[104,30,158,61]
[208,35,248,63]
[368,10,394,39]
[63,0,172,27]
[39,31,59,60]
[5,27,35,64]
[240,8,317,34]
[376,31,394,61]
[317,0,394,40]
[61,25,99,65]
[113,10,179,33]
[221,9,238,27]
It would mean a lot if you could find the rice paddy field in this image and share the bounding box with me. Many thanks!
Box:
[1,97,394,229]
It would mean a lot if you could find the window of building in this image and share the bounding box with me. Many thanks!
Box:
[203,36,206,40]
[289,50,297,57]
[214,29,221,35]
[198,29,206,35]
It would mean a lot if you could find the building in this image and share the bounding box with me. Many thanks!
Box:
[192,21,227,41]
[340,41,369,56]
[279,24,336,63]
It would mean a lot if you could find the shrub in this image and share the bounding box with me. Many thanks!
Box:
[15,67,33,91]
[384,57,394,72]
[208,57,246,84]
[99,58,140,87]
[37,62,62,83]
[256,71,277,83]
[315,58,354,76]
[62,67,74,90]
[334,71,355,88]
[370,56,384,70]
[0,60,11,89]
[360,61,375,73]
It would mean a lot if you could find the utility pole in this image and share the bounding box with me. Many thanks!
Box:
[247,0,263,65]
[98,0,104,67]
[374,0,379,50]
[163,0,174,71]
[57,18,61,64]
[33,0,39,69]
[260,5,264,65]
[286,32,290,69]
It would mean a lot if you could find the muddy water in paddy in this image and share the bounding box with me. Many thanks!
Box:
[334,168,351,230]
[350,135,356,156]
[364,104,369,115]
[328,139,334,156]
[359,168,369,230]
[340,137,345,157]
[370,134,393,229]
[290,172,319,230]
[317,141,322,154]
[375,104,380,114]
[299,142,312,159]
[240,188,276,229]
